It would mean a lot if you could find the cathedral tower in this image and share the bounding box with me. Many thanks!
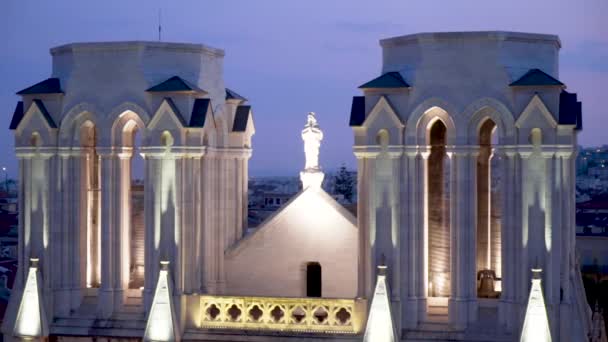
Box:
[350,31,587,340]
[4,41,253,335]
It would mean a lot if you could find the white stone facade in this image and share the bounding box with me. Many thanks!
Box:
[3,41,254,338]
[352,31,589,340]
[3,32,592,342]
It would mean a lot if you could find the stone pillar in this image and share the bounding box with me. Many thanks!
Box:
[417,149,430,322]
[355,151,377,299]
[447,146,478,328]
[516,150,532,323]
[558,149,575,342]
[16,149,55,317]
[201,153,218,294]
[70,151,86,311]
[55,152,72,317]
[115,149,133,305]
[98,148,116,318]
[402,148,418,328]
[542,150,558,340]
[143,153,155,310]
[465,147,479,323]
[388,150,402,332]
[499,149,517,330]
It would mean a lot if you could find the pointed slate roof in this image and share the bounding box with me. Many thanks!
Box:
[146,76,204,93]
[9,102,24,130]
[163,98,186,126]
[12,100,57,129]
[225,88,247,101]
[33,100,57,128]
[189,98,211,127]
[559,90,582,130]
[232,105,251,132]
[510,68,564,87]
[16,78,63,95]
[349,96,366,127]
[359,72,410,89]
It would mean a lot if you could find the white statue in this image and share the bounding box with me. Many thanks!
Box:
[302,112,323,170]
[300,112,324,189]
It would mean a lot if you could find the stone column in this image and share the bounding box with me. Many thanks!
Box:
[17,148,55,314]
[355,150,378,299]
[465,147,479,323]
[97,148,116,318]
[402,148,418,328]
[499,148,517,330]
[55,152,72,317]
[447,146,478,328]
[417,149,430,322]
[70,151,86,311]
[388,149,402,331]
[516,149,532,321]
[115,149,133,306]
[558,149,575,341]
[143,153,154,310]
[202,153,218,294]
[542,150,558,339]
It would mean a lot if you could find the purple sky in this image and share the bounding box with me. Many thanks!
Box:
[1,0,606,177]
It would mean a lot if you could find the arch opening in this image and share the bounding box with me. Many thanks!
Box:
[80,121,101,288]
[427,120,450,298]
[476,118,502,298]
[127,123,145,290]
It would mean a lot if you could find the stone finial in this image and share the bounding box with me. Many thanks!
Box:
[520,268,551,342]
[144,260,180,342]
[300,112,324,189]
[364,264,396,342]
[13,257,48,338]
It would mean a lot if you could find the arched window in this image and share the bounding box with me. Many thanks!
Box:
[306,262,322,298]
[129,125,145,289]
[476,119,501,298]
[80,122,101,288]
[428,120,450,297]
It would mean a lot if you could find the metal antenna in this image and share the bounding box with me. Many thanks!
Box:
[158,9,162,41]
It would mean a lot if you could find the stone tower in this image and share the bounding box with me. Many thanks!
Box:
[4,41,254,336]
[350,31,588,340]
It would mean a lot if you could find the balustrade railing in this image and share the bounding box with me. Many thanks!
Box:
[199,295,367,334]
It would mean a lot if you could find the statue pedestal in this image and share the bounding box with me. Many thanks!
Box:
[300,170,324,189]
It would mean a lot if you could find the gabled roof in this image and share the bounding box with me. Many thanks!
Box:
[359,71,410,89]
[510,68,564,87]
[232,105,251,132]
[163,97,186,126]
[146,76,205,93]
[225,88,247,101]
[16,78,63,95]
[9,102,24,130]
[33,100,57,128]
[12,100,57,130]
[189,98,211,127]
[559,90,582,130]
[226,186,357,257]
[349,96,366,127]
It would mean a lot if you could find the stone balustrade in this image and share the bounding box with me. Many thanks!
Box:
[199,295,367,334]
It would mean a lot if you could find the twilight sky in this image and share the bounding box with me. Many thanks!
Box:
[1,0,606,177]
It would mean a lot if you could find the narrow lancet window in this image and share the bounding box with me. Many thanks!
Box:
[428,120,450,297]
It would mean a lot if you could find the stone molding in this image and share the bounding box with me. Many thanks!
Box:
[380,31,561,48]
